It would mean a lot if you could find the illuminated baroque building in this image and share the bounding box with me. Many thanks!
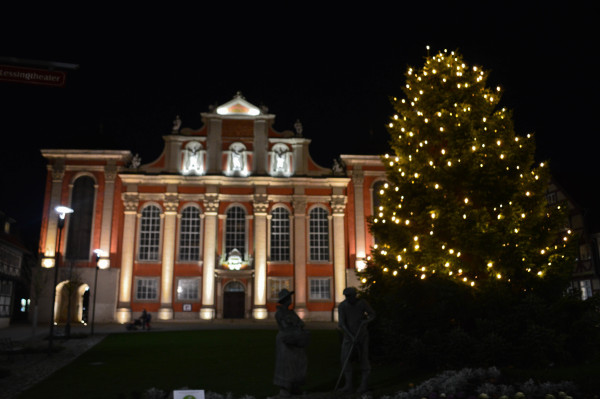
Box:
[36,94,386,323]
[35,94,599,326]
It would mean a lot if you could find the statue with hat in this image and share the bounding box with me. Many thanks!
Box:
[273,289,310,397]
[336,287,376,394]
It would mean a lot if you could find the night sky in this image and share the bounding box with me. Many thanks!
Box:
[1,5,597,250]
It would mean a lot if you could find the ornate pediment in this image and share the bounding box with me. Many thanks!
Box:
[216,92,261,116]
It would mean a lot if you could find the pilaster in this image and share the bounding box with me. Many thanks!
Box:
[44,159,65,257]
[331,194,347,322]
[159,192,178,320]
[252,190,268,319]
[200,191,219,319]
[117,191,139,323]
[292,195,308,319]
[99,162,117,256]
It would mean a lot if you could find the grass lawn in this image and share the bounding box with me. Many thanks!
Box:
[19,329,599,398]
[18,329,419,399]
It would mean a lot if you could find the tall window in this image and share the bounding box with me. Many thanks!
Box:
[270,207,290,261]
[139,205,161,261]
[225,206,246,257]
[66,176,95,260]
[309,207,329,261]
[179,207,201,261]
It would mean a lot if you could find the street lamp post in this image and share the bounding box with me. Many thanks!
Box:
[91,249,109,336]
[46,205,73,353]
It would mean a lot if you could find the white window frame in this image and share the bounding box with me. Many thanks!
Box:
[270,206,291,262]
[135,277,159,301]
[178,205,202,262]
[308,277,331,301]
[176,277,202,302]
[224,205,247,258]
[308,206,330,262]
[138,204,162,262]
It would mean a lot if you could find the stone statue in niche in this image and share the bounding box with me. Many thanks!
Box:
[231,149,243,171]
[275,151,286,171]
[228,143,246,173]
[270,144,291,176]
[273,289,309,397]
[183,142,203,174]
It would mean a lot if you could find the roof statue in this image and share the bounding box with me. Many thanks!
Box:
[294,119,303,137]
[171,115,182,134]
[130,153,141,169]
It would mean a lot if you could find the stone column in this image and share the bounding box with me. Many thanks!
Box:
[331,194,347,322]
[200,193,219,319]
[99,163,117,257]
[44,159,65,258]
[159,192,178,320]
[252,191,268,319]
[116,192,139,323]
[292,196,308,319]
[351,168,366,266]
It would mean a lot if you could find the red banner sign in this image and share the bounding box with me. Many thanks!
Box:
[0,64,66,87]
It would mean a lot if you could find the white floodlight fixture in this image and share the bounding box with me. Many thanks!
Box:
[94,249,110,269]
[54,205,74,219]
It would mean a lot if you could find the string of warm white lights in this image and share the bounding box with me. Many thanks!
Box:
[364,49,575,289]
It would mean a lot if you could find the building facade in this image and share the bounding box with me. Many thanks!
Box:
[36,94,387,324]
[0,211,27,328]
[36,94,599,326]
[545,180,600,299]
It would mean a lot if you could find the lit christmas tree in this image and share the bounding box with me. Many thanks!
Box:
[364,49,576,292]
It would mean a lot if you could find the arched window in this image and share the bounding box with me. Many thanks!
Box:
[309,207,329,262]
[139,205,161,261]
[270,207,290,261]
[66,176,95,261]
[179,206,201,261]
[225,206,246,257]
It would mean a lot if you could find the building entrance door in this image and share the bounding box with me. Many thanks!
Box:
[223,281,245,319]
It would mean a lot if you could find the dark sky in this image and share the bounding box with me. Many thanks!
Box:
[1,5,597,249]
